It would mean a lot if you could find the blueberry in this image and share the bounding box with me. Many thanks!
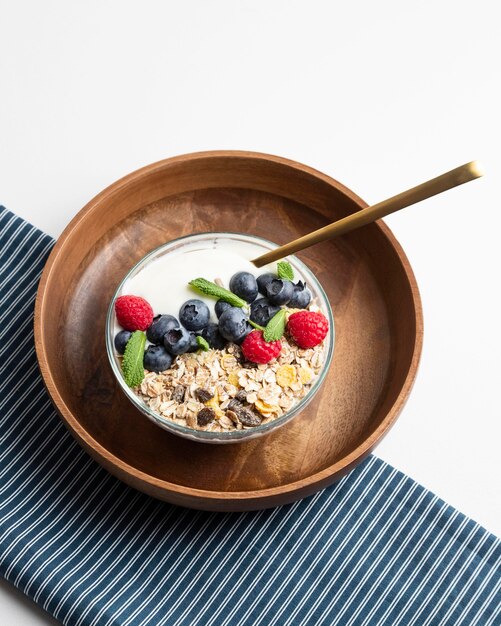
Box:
[179,299,210,331]
[265,279,294,305]
[215,299,232,319]
[143,345,173,373]
[257,272,276,295]
[229,272,258,303]
[114,330,132,354]
[163,326,192,355]
[199,322,227,350]
[236,323,252,344]
[187,332,199,353]
[250,298,281,326]
[146,314,179,344]
[288,281,312,309]
[218,307,251,343]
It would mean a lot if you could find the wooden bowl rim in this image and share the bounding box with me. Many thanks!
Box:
[34,150,423,502]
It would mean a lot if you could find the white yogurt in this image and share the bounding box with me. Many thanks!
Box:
[118,235,308,325]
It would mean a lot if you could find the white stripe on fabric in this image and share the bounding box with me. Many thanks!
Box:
[0,397,60,478]
[0,432,85,511]
[0,444,87,524]
[341,506,464,626]
[14,470,118,587]
[147,488,338,626]
[158,462,390,626]
[148,460,382,626]
[215,465,398,626]
[96,507,275,626]
[372,515,472,625]
[297,487,434,626]
[0,233,49,292]
[93,487,313,626]
[437,537,498,626]
[35,488,143,605]
[63,503,205,624]
[0,217,26,253]
[1,291,46,354]
[401,521,480,625]
[421,532,492,626]
[118,464,378,626]
[4,459,101,577]
[0,425,72,504]
[0,223,33,278]
[24,479,129,596]
[458,545,501,626]
[2,270,53,339]
[84,506,261,626]
[0,359,49,414]
[471,580,501,626]
[0,360,42,412]
[0,386,51,442]
[52,494,162,620]
[84,503,209,626]
[270,481,428,626]
[0,216,33,258]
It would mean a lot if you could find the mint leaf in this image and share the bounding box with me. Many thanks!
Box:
[277,260,294,281]
[249,319,265,331]
[263,309,286,342]
[189,278,247,308]
[196,335,210,351]
[121,330,146,387]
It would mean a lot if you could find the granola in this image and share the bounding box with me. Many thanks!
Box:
[134,335,325,432]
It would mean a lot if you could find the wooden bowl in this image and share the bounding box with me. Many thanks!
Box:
[34,151,423,511]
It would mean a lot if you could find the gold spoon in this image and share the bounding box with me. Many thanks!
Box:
[252,161,484,267]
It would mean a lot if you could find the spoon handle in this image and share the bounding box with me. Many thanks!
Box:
[252,160,483,268]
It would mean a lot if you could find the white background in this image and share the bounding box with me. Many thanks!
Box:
[1,1,500,623]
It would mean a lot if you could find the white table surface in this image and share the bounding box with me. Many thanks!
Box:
[1,1,500,623]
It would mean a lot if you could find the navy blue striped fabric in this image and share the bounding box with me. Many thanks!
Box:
[0,206,500,626]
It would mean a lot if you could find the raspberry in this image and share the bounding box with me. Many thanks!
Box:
[287,311,329,349]
[115,295,154,331]
[241,330,281,364]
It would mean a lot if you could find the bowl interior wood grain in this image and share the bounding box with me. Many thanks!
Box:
[35,151,422,511]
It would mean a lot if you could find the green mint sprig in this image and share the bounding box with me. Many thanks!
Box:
[249,319,265,331]
[121,330,146,387]
[263,309,286,342]
[189,278,247,308]
[196,335,210,351]
[277,260,294,281]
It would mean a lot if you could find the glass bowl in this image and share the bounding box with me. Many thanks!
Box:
[105,232,335,443]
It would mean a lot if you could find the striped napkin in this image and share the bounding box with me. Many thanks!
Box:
[1,205,500,626]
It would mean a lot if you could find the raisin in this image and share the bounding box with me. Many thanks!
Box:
[238,408,262,427]
[197,407,215,426]
[195,388,214,403]
[227,399,262,427]
[228,398,244,412]
[237,353,257,369]
[235,390,248,403]
[172,385,186,403]
[241,360,257,369]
